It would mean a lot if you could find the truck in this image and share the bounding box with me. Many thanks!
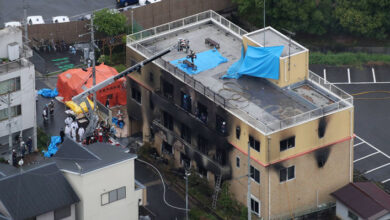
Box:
[116,0,138,7]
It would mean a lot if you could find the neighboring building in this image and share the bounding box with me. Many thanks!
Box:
[53,138,146,220]
[0,27,36,156]
[0,162,80,220]
[332,182,390,220]
[125,10,354,219]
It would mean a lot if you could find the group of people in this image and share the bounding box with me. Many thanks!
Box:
[12,135,33,166]
[61,114,84,143]
[42,100,55,121]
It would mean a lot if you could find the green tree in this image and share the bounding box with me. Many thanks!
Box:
[93,9,128,62]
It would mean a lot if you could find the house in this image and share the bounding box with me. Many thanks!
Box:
[0,162,80,220]
[332,182,390,220]
[125,10,354,219]
[0,27,36,157]
[53,138,146,220]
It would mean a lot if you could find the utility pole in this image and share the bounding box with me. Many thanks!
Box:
[263,0,266,47]
[131,10,134,34]
[281,28,296,72]
[90,16,97,109]
[0,92,13,165]
[247,142,252,220]
[185,169,190,220]
[24,8,28,41]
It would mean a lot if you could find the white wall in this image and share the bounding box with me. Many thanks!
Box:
[378,213,390,220]
[0,27,22,58]
[335,201,363,220]
[0,63,36,138]
[36,204,76,220]
[64,158,140,220]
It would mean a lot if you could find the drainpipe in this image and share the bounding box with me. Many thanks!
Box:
[267,136,271,220]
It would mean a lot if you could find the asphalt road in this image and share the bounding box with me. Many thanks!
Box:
[0,0,116,26]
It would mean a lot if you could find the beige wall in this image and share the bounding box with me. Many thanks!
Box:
[63,158,141,220]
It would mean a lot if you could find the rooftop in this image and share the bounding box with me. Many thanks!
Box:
[127,10,353,134]
[0,162,79,220]
[332,182,390,219]
[53,138,137,174]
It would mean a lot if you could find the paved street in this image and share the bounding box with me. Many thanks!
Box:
[0,0,116,27]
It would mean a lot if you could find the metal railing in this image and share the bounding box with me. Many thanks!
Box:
[126,11,353,134]
[0,43,33,74]
[127,10,247,44]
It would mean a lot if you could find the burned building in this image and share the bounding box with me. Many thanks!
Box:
[125,11,354,219]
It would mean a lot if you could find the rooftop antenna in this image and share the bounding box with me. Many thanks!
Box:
[281,28,296,72]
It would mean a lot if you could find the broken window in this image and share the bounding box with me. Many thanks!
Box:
[180,91,192,112]
[216,114,227,135]
[162,141,173,155]
[131,87,141,103]
[250,196,260,216]
[180,152,191,169]
[236,126,241,139]
[280,136,295,152]
[249,135,260,152]
[250,165,260,183]
[196,102,208,123]
[197,136,208,155]
[180,123,191,144]
[163,111,173,130]
[162,80,174,100]
[280,166,295,183]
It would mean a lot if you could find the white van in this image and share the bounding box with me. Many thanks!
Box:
[27,16,45,25]
[52,16,70,23]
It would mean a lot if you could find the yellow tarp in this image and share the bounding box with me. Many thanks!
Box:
[65,98,95,115]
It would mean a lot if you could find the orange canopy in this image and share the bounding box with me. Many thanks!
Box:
[57,64,126,107]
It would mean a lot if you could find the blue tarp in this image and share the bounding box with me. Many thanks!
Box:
[222,45,284,80]
[170,49,228,75]
[38,88,58,98]
[43,136,61,158]
[112,117,124,129]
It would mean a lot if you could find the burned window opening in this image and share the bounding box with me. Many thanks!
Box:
[315,147,330,168]
[249,135,260,152]
[131,87,141,103]
[216,115,227,135]
[162,141,173,155]
[149,72,154,82]
[236,156,240,168]
[180,152,191,169]
[181,91,192,112]
[196,102,208,124]
[163,111,173,130]
[162,80,174,100]
[318,117,327,138]
[280,136,295,152]
[198,136,209,155]
[149,96,154,110]
[198,165,207,178]
[180,123,191,144]
[236,126,241,139]
[215,149,227,166]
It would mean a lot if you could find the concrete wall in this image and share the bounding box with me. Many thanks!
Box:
[36,204,76,220]
[0,27,22,58]
[64,158,140,220]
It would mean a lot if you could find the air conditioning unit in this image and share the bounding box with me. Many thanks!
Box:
[7,42,20,61]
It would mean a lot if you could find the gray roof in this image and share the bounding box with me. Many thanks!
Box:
[0,162,79,220]
[53,138,136,174]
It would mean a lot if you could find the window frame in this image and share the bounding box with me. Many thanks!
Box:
[180,123,191,144]
[0,105,22,121]
[131,87,141,104]
[250,165,260,184]
[101,186,126,206]
[280,136,295,152]
[250,195,260,216]
[249,135,260,152]
[347,210,358,220]
[236,156,240,168]
[163,111,174,131]
[0,77,21,95]
[279,165,295,183]
[54,205,71,220]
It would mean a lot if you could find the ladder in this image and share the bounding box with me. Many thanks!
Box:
[212,174,222,209]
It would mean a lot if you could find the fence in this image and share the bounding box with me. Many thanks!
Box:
[127,11,353,134]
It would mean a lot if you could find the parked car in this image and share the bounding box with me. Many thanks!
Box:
[27,16,45,25]
[117,0,138,7]
[4,21,22,27]
[52,16,70,23]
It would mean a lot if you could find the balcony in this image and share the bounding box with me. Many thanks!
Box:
[152,120,231,179]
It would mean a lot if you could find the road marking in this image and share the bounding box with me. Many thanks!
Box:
[323,69,327,82]
[364,163,390,174]
[347,68,351,84]
[354,152,379,163]
[355,135,390,159]
[382,178,390,183]
[353,142,364,147]
[372,68,376,83]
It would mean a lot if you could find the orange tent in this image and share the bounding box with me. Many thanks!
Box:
[57,64,127,107]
